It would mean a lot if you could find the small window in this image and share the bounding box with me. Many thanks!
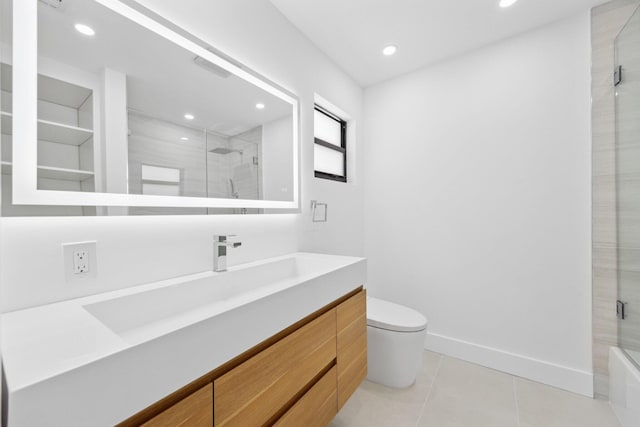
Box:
[141,164,181,196]
[314,105,346,182]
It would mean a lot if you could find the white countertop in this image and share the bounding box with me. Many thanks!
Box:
[1,252,366,426]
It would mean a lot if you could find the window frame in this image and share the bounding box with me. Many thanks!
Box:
[314,105,347,183]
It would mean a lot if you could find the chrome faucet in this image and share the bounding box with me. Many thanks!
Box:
[213,235,241,272]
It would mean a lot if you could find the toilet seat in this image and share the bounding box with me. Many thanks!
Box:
[367,297,427,332]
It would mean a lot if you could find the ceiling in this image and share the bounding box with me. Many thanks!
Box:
[271,0,610,87]
[29,0,292,137]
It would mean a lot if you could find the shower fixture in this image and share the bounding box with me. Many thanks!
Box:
[229,178,239,199]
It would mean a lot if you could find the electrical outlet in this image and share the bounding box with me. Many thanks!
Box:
[73,250,89,274]
[63,241,97,283]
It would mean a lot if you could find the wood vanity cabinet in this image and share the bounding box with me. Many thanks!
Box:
[273,366,338,427]
[118,288,366,427]
[336,289,367,410]
[141,384,213,427]
[214,309,337,426]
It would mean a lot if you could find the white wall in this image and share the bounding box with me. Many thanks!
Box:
[0,0,364,312]
[363,13,593,395]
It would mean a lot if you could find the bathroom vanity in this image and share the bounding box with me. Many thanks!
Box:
[123,288,366,426]
[1,2,363,423]
[1,253,366,426]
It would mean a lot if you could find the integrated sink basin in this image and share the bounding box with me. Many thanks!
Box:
[83,253,354,343]
[1,252,366,427]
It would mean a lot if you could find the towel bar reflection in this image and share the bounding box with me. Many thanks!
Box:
[311,200,328,222]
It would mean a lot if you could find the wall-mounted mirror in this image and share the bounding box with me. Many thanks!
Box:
[0,0,298,215]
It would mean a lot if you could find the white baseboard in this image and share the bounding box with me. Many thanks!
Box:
[425,332,594,397]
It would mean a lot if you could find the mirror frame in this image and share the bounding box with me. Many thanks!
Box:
[11,0,299,209]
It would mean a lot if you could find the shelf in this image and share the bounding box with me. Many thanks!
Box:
[1,161,94,182]
[38,165,94,181]
[38,73,93,110]
[1,111,93,146]
[1,63,92,110]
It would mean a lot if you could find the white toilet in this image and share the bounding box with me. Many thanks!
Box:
[366,296,428,388]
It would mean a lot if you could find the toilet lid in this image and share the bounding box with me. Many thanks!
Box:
[367,297,427,332]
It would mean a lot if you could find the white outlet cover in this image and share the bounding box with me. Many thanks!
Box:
[63,241,97,283]
[73,250,89,274]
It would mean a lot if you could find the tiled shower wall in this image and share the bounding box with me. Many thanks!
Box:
[616,5,640,366]
[591,0,640,399]
[128,112,207,215]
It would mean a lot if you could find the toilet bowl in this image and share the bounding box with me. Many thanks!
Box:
[366,297,427,388]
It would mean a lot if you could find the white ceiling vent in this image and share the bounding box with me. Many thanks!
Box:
[38,0,64,9]
[193,55,231,79]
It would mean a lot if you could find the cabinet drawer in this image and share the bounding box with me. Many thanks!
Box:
[274,366,337,427]
[142,383,212,427]
[337,289,367,409]
[214,309,337,426]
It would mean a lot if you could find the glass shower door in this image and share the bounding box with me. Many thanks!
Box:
[615,5,640,367]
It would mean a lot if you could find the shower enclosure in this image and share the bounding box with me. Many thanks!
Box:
[127,111,262,215]
[206,127,261,215]
[615,4,640,368]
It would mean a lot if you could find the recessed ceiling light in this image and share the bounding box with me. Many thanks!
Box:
[184,113,194,120]
[382,45,397,56]
[256,103,265,110]
[499,0,519,8]
[180,137,189,141]
[74,23,95,36]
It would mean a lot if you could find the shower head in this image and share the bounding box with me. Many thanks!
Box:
[209,147,243,155]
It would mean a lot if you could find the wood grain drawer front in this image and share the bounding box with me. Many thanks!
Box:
[337,289,367,410]
[273,366,337,427]
[142,383,213,427]
[214,309,337,427]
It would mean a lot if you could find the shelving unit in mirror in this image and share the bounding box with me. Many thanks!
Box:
[1,62,98,216]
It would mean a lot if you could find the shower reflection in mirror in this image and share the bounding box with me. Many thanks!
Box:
[127,111,262,214]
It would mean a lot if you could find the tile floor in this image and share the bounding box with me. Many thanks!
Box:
[330,351,621,427]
